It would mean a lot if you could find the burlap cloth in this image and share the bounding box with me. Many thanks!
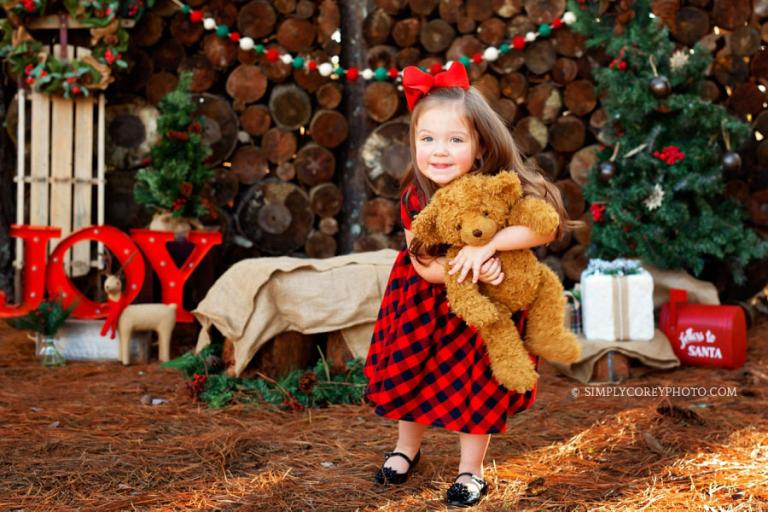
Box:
[193,250,398,376]
[550,330,680,384]
[192,252,713,381]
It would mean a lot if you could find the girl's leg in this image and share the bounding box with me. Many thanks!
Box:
[384,420,428,472]
[457,432,491,481]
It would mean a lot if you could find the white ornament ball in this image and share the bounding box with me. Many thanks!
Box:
[482,48,499,62]
[525,32,536,42]
[239,37,255,51]
[563,12,576,25]
[280,54,293,65]
[361,68,374,80]
[203,17,216,30]
[318,62,334,77]
[445,60,454,69]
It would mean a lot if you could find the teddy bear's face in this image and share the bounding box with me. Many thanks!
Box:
[448,195,502,246]
[412,171,524,247]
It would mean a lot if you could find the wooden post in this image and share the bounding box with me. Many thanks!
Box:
[592,351,631,383]
[0,68,14,301]
[338,1,372,253]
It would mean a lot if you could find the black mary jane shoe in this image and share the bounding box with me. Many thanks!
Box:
[374,450,421,485]
[446,472,488,507]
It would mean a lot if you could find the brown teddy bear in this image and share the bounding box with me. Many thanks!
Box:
[411,171,581,392]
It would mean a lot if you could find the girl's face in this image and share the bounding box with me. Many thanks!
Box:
[414,102,478,187]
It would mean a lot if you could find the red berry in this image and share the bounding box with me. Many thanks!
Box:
[429,62,443,75]
[308,60,317,71]
[346,67,359,80]
[190,10,203,23]
[471,53,482,63]
[512,35,526,50]
[552,19,563,29]
[229,32,241,42]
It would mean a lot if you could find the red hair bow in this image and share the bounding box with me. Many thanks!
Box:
[402,61,470,111]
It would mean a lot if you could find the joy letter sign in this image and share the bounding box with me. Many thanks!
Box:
[0,225,222,323]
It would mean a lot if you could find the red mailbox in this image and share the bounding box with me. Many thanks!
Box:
[659,289,746,369]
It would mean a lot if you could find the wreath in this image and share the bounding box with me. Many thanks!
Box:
[0,0,152,98]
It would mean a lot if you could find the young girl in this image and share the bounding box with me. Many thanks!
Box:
[363,62,571,507]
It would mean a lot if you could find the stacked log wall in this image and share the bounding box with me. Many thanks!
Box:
[97,0,768,295]
[105,0,346,264]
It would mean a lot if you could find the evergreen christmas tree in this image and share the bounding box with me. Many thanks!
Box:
[569,0,767,283]
[134,72,213,220]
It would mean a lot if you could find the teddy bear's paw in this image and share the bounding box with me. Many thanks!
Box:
[460,308,500,329]
[500,367,539,394]
[556,337,582,363]
[525,332,582,364]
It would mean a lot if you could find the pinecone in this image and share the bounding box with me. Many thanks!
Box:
[298,371,318,394]
[204,355,223,372]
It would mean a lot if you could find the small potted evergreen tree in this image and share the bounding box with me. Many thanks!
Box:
[8,297,76,367]
[134,72,214,238]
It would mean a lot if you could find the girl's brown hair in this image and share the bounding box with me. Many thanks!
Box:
[402,86,576,258]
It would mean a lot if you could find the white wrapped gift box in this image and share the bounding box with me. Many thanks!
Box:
[55,320,151,361]
[581,259,655,341]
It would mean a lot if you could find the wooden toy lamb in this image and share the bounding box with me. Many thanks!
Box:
[100,255,177,365]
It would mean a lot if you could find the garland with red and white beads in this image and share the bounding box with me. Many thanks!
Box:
[170,0,576,81]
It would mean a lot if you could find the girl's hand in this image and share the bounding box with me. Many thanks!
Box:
[448,243,496,284]
[478,257,504,286]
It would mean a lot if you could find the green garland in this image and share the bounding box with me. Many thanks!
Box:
[0,0,152,98]
[163,345,368,410]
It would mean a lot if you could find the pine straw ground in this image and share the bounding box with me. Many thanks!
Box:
[1,317,767,512]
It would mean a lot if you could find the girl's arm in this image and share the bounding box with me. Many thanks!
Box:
[405,229,446,284]
[448,225,555,283]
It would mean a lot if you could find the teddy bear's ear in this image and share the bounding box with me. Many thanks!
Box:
[410,202,443,245]
[495,170,523,198]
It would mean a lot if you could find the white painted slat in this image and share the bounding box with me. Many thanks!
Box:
[72,47,94,277]
[97,94,106,267]
[15,88,26,271]
[29,90,50,227]
[50,45,75,273]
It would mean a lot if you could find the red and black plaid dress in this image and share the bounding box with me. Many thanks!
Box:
[364,182,538,434]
